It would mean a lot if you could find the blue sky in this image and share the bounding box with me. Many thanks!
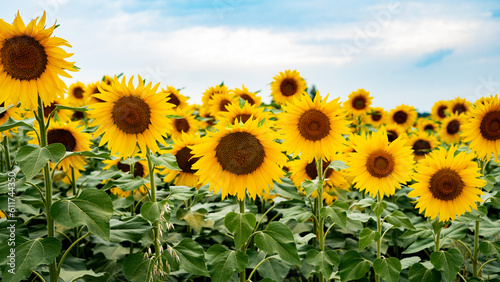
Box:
[2,0,500,112]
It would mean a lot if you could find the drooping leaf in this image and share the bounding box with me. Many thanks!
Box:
[400,256,421,270]
[430,248,463,282]
[339,250,371,282]
[224,212,256,250]
[321,205,347,231]
[359,227,377,251]
[254,222,300,265]
[301,178,322,197]
[277,205,313,223]
[110,216,153,243]
[479,241,500,257]
[141,199,172,223]
[402,237,435,254]
[328,160,349,171]
[102,174,146,192]
[0,117,35,132]
[257,256,291,282]
[177,208,213,233]
[373,257,401,282]
[173,238,209,276]
[385,210,417,230]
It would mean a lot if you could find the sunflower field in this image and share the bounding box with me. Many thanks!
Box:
[2,11,500,282]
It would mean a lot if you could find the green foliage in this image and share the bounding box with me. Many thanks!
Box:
[430,248,464,281]
[409,263,441,282]
[373,257,401,282]
[224,212,256,250]
[339,250,371,281]
[16,143,65,180]
[254,222,301,265]
[206,244,248,282]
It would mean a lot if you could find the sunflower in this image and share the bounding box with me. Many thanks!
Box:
[103,158,149,198]
[416,117,438,133]
[207,92,239,119]
[407,130,438,162]
[67,82,87,106]
[86,81,105,105]
[343,89,373,117]
[28,121,91,183]
[43,99,71,123]
[279,92,350,161]
[449,97,471,116]
[270,69,307,105]
[365,107,387,128]
[0,12,77,110]
[439,113,466,144]
[168,107,200,140]
[219,100,270,126]
[89,76,174,157]
[160,86,189,109]
[474,95,494,107]
[232,85,262,107]
[388,104,417,130]
[198,106,216,128]
[202,84,229,108]
[431,100,449,121]
[190,118,287,200]
[102,75,113,86]
[408,145,486,222]
[383,123,406,143]
[161,133,201,188]
[346,128,414,198]
[462,95,500,160]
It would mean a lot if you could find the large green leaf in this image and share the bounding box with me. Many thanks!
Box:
[371,201,387,217]
[276,205,313,223]
[123,253,153,282]
[359,227,377,251]
[479,241,500,258]
[306,249,340,278]
[102,174,146,192]
[110,216,153,243]
[0,237,61,282]
[430,248,463,282]
[206,244,248,282]
[373,257,401,282]
[400,256,421,270]
[402,236,434,254]
[257,256,290,282]
[51,189,113,240]
[16,143,66,180]
[254,222,300,265]
[150,153,181,171]
[173,238,209,276]
[385,210,416,230]
[409,263,441,282]
[320,205,347,231]
[141,199,172,223]
[301,178,322,197]
[0,117,35,132]
[224,212,256,250]
[339,250,371,282]
[61,147,111,160]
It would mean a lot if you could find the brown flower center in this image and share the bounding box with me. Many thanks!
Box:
[366,150,395,178]
[219,99,231,112]
[424,124,435,131]
[112,96,151,134]
[387,130,398,142]
[412,139,431,156]
[305,159,333,179]
[0,103,6,119]
[393,110,408,124]
[429,168,464,201]
[452,103,467,115]
[168,93,180,107]
[239,94,255,105]
[371,112,382,122]
[446,119,460,135]
[215,132,265,175]
[73,87,84,99]
[175,147,199,174]
[1,35,47,81]
[117,161,144,178]
[298,109,331,141]
[44,103,58,118]
[47,129,76,151]
[280,78,298,97]
[480,111,500,141]
[72,111,85,120]
[437,105,447,118]
[174,118,190,133]
[233,114,252,124]
[352,96,367,110]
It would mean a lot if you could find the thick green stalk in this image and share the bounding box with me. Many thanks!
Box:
[238,199,246,282]
[37,97,57,282]
[70,168,79,257]
[3,137,12,171]
[316,158,325,282]
[375,194,382,282]
[473,220,480,277]
[145,149,161,257]
[434,225,442,252]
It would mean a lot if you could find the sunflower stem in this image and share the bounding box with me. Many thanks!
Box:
[473,220,480,277]
[238,198,246,282]
[434,224,442,252]
[146,149,161,258]
[3,137,12,171]
[375,193,382,282]
[316,158,325,282]
[70,167,80,258]
[129,161,135,255]
[37,97,58,282]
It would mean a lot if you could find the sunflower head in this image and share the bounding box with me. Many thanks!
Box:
[270,69,307,105]
[416,117,438,133]
[89,75,174,157]
[431,100,449,121]
[208,92,239,119]
[67,82,87,106]
[365,107,387,128]
[409,145,486,222]
[407,130,438,162]
[160,86,189,109]
[343,89,373,117]
[202,84,229,108]
[439,112,466,144]
[219,100,270,126]
[161,133,202,188]
[383,124,406,143]
[388,104,417,130]
[0,12,77,110]
[169,107,201,140]
[449,97,471,116]
[233,85,262,107]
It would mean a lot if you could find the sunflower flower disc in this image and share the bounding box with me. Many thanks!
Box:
[346,128,414,198]
[270,69,307,105]
[343,88,373,117]
[190,118,287,200]
[0,12,77,110]
[89,75,174,157]
[408,145,486,222]
[280,92,350,161]
[162,132,202,188]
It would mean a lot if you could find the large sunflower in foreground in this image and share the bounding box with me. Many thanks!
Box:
[190,118,287,200]
[343,89,373,117]
[0,12,76,110]
[408,145,485,222]
[280,92,350,161]
[388,104,417,130]
[462,95,500,160]
[161,133,201,188]
[89,76,174,157]
[270,69,307,105]
[346,128,414,198]
[438,113,465,144]
[431,100,449,121]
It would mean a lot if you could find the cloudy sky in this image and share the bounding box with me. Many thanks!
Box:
[2,0,500,112]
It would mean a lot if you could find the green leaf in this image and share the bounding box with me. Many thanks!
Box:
[276,205,313,223]
[373,257,401,282]
[339,250,371,282]
[328,160,349,171]
[54,104,88,112]
[491,191,500,207]
[173,238,209,276]
[301,178,322,197]
[123,253,152,282]
[402,237,435,254]
[385,210,417,230]
[102,174,146,192]
[0,237,61,282]
[430,248,463,282]
[206,244,248,282]
[176,208,213,233]
[400,256,421,270]
[254,222,300,265]
[359,227,377,251]
[481,175,496,192]
[16,143,66,180]
[256,256,290,282]
[409,263,441,282]
[224,212,256,250]
[150,153,181,171]
[306,249,340,278]
[167,185,196,201]
[371,201,387,217]
[94,244,130,260]
[0,117,35,132]
[479,241,500,257]
[166,114,185,119]
[320,205,347,231]
[62,147,111,159]
[110,216,153,244]
[272,177,303,200]
[51,189,113,241]
[140,199,172,223]
[441,223,468,240]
